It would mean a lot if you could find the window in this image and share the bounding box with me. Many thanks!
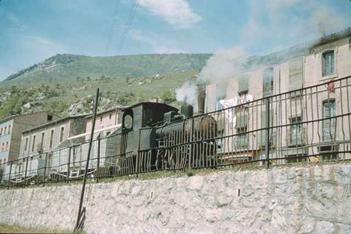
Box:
[322,50,335,77]
[5,142,8,151]
[236,127,248,149]
[109,113,112,119]
[32,135,36,152]
[260,107,275,147]
[123,114,133,130]
[215,95,225,111]
[289,117,303,145]
[289,57,303,91]
[0,128,2,136]
[40,132,45,149]
[237,90,250,104]
[4,127,7,135]
[47,115,53,121]
[60,127,64,142]
[322,99,336,141]
[24,137,29,151]
[236,106,248,128]
[263,67,274,96]
[100,116,103,123]
[238,75,249,93]
[8,125,11,134]
[50,130,54,148]
[286,154,308,163]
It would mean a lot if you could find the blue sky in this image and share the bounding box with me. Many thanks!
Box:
[0,0,350,80]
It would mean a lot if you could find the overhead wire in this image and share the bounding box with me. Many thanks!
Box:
[104,0,121,55]
[117,0,138,55]
[104,0,138,55]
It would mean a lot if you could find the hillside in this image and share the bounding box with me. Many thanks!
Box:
[3,53,210,85]
[0,53,211,119]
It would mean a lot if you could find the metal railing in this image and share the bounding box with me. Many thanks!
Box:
[1,76,351,187]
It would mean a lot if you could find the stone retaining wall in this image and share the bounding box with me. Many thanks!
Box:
[1,163,351,233]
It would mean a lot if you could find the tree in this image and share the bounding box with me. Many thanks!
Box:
[161,90,176,104]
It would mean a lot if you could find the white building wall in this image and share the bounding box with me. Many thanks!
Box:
[205,34,351,162]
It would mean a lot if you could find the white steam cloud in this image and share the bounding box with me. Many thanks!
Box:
[198,47,248,97]
[176,81,198,107]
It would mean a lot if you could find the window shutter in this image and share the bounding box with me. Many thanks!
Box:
[289,57,303,90]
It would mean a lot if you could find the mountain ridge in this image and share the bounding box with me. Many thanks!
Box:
[2,53,211,83]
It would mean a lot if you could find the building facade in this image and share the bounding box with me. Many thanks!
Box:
[85,107,124,140]
[11,115,87,179]
[0,112,54,170]
[49,107,124,178]
[205,29,351,163]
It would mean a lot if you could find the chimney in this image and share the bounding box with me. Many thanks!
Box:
[181,103,194,118]
[197,83,206,114]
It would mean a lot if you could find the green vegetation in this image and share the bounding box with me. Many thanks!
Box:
[0,53,210,119]
[0,223,73,233]
[186,169,195,177]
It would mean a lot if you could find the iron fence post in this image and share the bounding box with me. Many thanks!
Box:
[96,137,101,183]
[43,153,48,185]
[265,98,270,169]
[67,148,71,182]
[24,157,29,185]
[7,161,13,189]
[189,118,194,170]
[136,129,141,177]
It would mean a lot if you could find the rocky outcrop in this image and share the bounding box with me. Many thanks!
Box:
[0,163,351,234]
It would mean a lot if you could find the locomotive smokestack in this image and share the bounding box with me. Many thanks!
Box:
[181,103,194,118]
[197,83,206,114]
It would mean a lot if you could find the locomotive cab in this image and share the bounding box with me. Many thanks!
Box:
[122,102,178,131]
[106,102,178,175]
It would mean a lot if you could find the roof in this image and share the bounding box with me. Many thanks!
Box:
[85,106,126,119]
[0,111,51,125]
[56,135,86,149]
[311,27,351,49]
[244,28,351,69]
[126,102,178,111]
[23,114,88,134]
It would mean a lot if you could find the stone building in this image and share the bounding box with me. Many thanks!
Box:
[11,115,87,179]
[0,112,54,173]
[49,107,125,178]
[84,106,125,140]
[205,28,351,163]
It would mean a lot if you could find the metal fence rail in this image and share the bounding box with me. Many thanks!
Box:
[1,76,351,187]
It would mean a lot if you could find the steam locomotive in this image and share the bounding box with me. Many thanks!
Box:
[101,100,218,177]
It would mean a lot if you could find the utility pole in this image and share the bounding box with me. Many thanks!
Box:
[74,88,99,232]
